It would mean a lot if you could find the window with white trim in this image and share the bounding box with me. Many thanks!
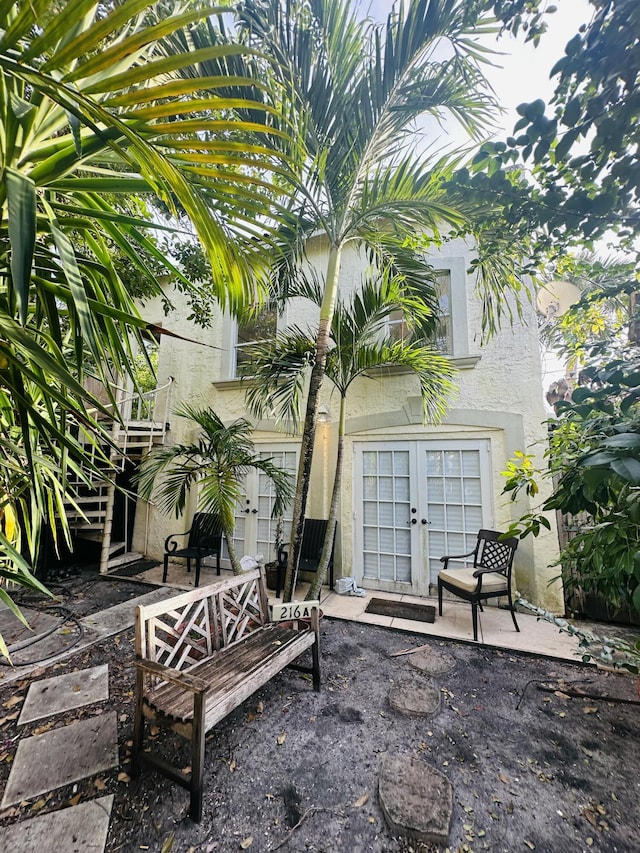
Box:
[233,302,278,378]
[388,270,452,354]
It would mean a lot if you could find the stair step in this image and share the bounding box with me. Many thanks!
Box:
[107,551,143,570]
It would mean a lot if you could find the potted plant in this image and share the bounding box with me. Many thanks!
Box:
[265,516,284,591]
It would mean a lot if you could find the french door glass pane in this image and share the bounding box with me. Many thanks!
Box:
[361,448,412,584]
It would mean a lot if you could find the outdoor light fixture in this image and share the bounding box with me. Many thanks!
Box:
[317,404,331,423]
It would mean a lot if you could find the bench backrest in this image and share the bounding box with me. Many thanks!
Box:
[135,567,269,674]
[188,512,223,551]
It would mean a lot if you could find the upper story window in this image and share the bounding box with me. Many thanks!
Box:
[388,270,452,355]
[233,302,278,378]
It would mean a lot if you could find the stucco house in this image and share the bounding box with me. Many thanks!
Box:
[122,234,563,614]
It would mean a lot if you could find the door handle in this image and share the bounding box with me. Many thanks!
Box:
[251,508,258,514]
[421,518,428,524]
[407,518,417,525]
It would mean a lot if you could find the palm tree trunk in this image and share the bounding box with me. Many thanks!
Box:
[306,394,346,601]
[284,243,342,601]
[224,527,243,575]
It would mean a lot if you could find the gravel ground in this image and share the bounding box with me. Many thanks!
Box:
[0,573,638,853]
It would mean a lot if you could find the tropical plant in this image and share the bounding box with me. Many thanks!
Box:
[246,271,456,598]
[501,339,640,617]
[201,0,537,601]
[466,0,640,259]
[136,406,294,574]
[0,0,290,651]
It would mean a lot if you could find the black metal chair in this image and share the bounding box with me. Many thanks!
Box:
[276,518,334,598]
[163,512,222,587]
[437,529,519,642]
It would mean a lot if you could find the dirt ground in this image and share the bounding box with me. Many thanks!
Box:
[0,572,638,853]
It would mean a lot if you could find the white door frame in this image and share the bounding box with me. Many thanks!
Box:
[221,443,299,567]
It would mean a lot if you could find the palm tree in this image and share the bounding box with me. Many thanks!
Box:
[226,0,508,600]
[0,0,291,650]
[0,0,296,652]
[136,406,294,574]
[246,271,456,598]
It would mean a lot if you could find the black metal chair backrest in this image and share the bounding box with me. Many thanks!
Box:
[188,512,223,551]
[474,529,518,577]
[300,518,329,562]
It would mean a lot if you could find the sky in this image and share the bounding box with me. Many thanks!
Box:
[357,0,594,144]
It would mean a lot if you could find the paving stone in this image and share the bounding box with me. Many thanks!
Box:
[0,604,61,649]
[1,586,176,685]
[1,713,118,808]
[19,664,109,725]
[409,647,457,675]
[81,586,175,637]
[388,680,440,716]
[379,754,452,846]
[0,795,114,853]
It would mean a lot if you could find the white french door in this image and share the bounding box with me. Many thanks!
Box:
[223,445,299,564]
[354,440,492,595]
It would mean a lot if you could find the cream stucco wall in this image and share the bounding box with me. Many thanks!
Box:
[132,236,563,613]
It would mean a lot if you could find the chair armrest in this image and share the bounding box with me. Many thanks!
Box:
[473,565,510,577]
[439,549,475,567]
[135,657,210,694]
[164,529,191,554]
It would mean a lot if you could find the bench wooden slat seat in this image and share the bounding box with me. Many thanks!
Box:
[131,567,320,822]
[145,624,315,726]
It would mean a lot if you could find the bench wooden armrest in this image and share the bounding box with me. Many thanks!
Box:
[135,657,210,695]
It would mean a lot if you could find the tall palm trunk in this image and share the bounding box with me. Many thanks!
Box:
[224,527,244,575]
[284,244,342,601]
[306,393,346,600]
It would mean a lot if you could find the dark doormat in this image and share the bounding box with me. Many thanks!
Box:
[109,559,160,579]
[365,598,436,623]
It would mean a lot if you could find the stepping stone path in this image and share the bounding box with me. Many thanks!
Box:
[0,795,114,853]
[408,647,457,676]
[379,754,453,846]
[0,664,117,853]
[380,645,458,844]
[18,664,109,725]
[388,680,440,716]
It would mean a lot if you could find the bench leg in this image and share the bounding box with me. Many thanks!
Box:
[190,693,206,822]
[311,640,321,691]
[131,670,145,777]
[195,557,201,588]
[162,555,169,584]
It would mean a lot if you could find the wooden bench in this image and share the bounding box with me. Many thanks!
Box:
[131,566,321,821]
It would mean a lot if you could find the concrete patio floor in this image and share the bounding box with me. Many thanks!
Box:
[121,560,583,663]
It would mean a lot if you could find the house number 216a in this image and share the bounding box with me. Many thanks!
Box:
[271,601,320,622]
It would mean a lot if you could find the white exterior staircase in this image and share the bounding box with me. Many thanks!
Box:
[67,378,173,573]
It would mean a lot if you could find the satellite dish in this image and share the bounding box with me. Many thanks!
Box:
[536,280,582,318]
